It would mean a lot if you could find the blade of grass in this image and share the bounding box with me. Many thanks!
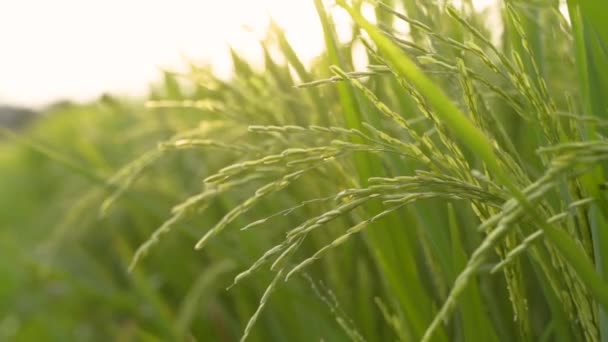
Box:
[568,2,608,340]
[337,2,608,340]
[447,204,499,342]
[313,1,440,340]
[271,21,332,126]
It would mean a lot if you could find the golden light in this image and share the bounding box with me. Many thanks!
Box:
[0,0,499,107]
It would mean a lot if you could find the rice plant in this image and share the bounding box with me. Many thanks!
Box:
[3,0,608,341]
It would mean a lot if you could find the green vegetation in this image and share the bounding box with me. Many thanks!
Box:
[2,0,608,341]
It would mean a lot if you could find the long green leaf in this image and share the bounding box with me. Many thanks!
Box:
[338,1,608,340]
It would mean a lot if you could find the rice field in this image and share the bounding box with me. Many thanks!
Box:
[2,0,608,341]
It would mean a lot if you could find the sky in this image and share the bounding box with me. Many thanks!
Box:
[0,0,496,108]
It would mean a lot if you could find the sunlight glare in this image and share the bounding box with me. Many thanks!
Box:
[0,0,504,107]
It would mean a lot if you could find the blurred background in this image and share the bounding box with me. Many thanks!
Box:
[1,0,333,108]
[1,0,497,109]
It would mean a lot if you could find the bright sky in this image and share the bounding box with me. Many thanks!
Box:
[0,0,496,108]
